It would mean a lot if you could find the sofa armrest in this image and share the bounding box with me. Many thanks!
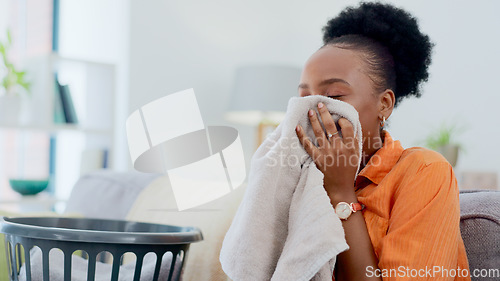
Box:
[459,190,500,280]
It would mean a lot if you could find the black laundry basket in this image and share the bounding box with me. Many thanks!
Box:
[0,216,203,281]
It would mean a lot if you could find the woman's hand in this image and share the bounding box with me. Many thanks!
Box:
[296,103,381,281]
[295,102,360,200]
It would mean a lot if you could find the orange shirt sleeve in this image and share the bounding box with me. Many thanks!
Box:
[376,161,470,281]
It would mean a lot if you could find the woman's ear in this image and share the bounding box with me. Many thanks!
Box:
[379,89,395,119]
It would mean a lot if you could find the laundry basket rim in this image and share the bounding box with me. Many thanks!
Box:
[0,216,203,245]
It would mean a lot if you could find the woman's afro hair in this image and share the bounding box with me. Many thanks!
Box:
[322,2,434,105]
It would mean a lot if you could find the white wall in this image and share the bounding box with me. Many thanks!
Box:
[383,0,500,178]
[127,0,500,180]
[0,0,9,40]
[58,0,124,64]
[127,0,353,170]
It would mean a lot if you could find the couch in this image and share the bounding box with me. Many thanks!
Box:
[459,190,500,281]
[66,171,500,281]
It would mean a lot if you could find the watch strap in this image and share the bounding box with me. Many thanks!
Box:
[351,202,364,213]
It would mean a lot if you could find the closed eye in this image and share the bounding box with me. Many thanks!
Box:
[327,95,343,99]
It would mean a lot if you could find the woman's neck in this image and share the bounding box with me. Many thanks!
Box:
[360,132,385,171]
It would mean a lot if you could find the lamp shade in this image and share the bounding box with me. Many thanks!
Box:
[225,64,302,125]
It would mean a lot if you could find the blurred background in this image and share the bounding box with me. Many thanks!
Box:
[0,0,498,207]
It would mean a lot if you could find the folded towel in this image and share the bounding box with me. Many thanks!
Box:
[220,95,363,281]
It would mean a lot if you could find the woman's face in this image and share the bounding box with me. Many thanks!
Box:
[298,45,385,156]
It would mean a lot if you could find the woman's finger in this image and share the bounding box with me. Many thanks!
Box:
[317,102,340,145]
[296,125,321,161]
[338,118,355,146]
[308,109,327,147]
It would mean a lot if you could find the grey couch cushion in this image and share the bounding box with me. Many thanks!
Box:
[64,170,161,219]
[460,190,500,281]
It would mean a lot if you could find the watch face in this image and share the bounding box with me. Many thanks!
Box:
[336,203,352,220]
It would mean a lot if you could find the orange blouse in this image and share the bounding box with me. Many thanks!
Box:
[353,130,470,281]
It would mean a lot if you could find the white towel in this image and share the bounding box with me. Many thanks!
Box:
[220,95,363,281]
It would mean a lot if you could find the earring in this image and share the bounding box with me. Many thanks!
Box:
[380,116,386,128]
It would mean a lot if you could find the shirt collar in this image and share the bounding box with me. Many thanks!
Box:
[356,130,404,185]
